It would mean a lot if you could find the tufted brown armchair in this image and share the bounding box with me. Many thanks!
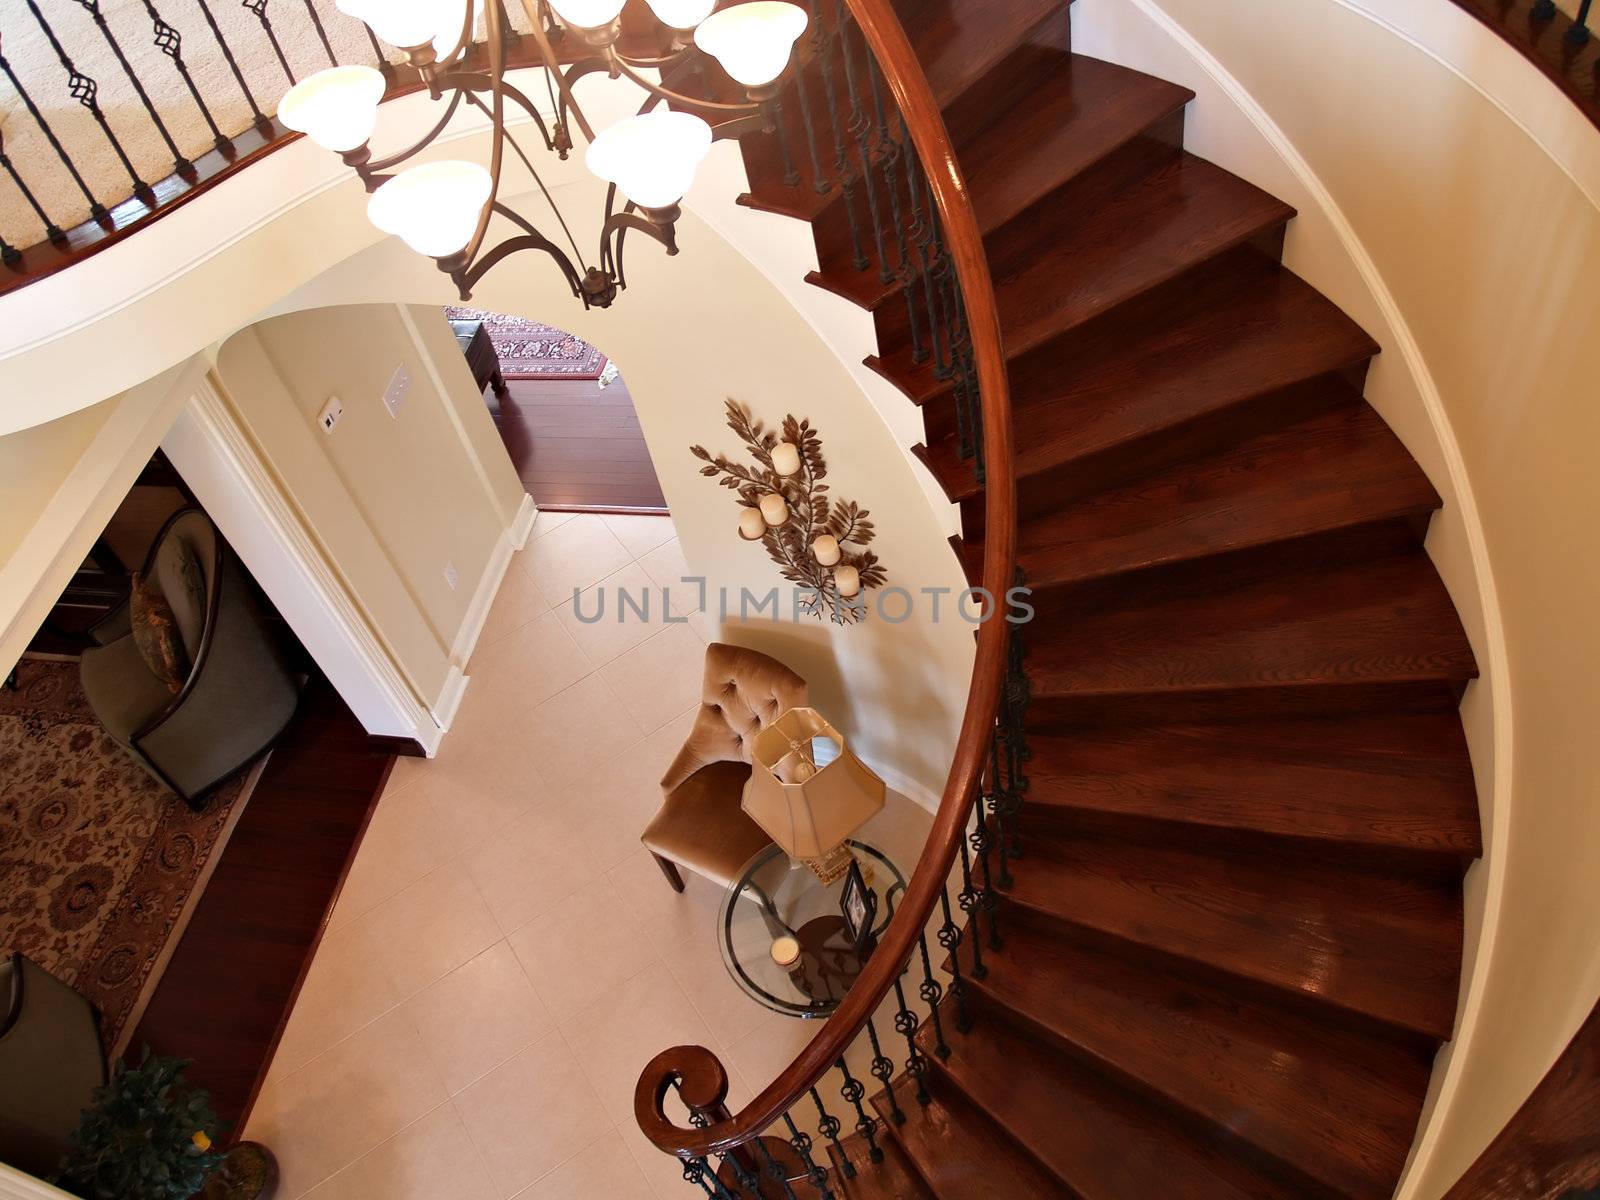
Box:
[641,642,808,891]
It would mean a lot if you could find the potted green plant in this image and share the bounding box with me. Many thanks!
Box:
[56,1049,274,1200]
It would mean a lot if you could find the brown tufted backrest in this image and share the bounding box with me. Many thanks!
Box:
[659,642,808,794]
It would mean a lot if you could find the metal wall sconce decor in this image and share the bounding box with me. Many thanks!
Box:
[691,400,887,624]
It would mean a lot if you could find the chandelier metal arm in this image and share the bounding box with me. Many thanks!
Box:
[455,0,513,273]
[457,200,585,298]
[517,0,596,142]
[362,87,468,175]
[605,53,766,116]
[438,70,557,153]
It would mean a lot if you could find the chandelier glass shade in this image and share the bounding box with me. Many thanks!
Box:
[278,65,386,152]
[694,2,809,88]
[367,160,494,257]
[282,0,809,308]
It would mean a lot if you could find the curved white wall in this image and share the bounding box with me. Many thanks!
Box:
[1068,1,1600,1194]
[0,66,972,809]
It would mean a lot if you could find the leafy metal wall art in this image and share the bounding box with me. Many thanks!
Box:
[690,400,887,625]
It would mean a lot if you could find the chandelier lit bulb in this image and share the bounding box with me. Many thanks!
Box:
[367,161,493,259]
[296,0,808,308]
[695,2,809,92]
[279,66,385,153]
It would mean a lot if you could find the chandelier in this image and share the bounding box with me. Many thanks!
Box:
[277,0,809,308]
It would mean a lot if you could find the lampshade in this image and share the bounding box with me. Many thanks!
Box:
[743,708,886,864]
[586,110,712,209]
[335,0,445,49]
[367,160,492,258]
[431,0,483,57]
[645,0,717,31]
[278,66,386,153]
[547,0,627,30]
[693,1,808,88]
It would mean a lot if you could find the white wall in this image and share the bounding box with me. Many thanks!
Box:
[1070,1,1600,1194]
[212,302,528,716]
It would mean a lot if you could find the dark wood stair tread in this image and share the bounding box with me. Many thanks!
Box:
[950,925,1436,1199]
[806,54,1194,311]
[828,1130,932,1199]
[872,152,1296,400]
[955,402,1438,584]
[1003,826,1464,1040]
[924,252,1376,490]
[1026,552,1476,713]
[905,0,1067,107]
[1021,712,1480,863]
[917,995,1305,1200]
[870,1077,1065,1199]
[956,54,1193,235]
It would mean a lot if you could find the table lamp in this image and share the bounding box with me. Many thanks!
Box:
[743,707,886,884]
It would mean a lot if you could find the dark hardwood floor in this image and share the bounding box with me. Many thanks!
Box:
[486,375,669,512]
[129,673,392,1131]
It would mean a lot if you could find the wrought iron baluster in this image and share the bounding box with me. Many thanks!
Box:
[1568,0,1593,42]
[925,206,957,382]
[24,0,152,203]
[868,63,924,364]
[686,1092,761,1196]
[244,0,298,85]
[301,0,339,66]
[752,1136,800,1200]
[0,131,65,242]
[1000,583,1032,844]
[782,1112,832,1200]
[972,756,1003,950]
[835,1056,883,1163]
[957,822,987,979]
[194,0,272,133]
[816,9,866,268]
[143,0,231,151]
[0,46,107,221]
[916,929,950,1059]
[770,96,802,188]
[989,730,1014,889]
[892,972,931,1105]
[832,8,891,280]
[789,62,829,194]
[865,1015,904,1124]
[906,147,948,374]
[898,113,938,368]
[683,1155,739,1199]
[364,26,397,80]
[809,1085,854,1180]
[73,0,192,177]
[937,885,971,1032]
[0,232,19,267]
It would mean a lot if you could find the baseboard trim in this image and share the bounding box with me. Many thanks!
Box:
[368,734,429,757]
[511,491,537,549]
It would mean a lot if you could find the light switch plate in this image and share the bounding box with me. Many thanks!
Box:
[383,364,411,419]
[317,394,343,434]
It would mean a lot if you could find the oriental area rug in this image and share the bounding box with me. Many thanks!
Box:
[0,657,261,1056]
[445,307,610,381]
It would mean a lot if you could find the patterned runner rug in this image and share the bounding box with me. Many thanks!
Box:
[0,657,261,1057]
[445,307,609,381]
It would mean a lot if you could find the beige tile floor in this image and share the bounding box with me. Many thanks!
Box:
[244,512,935,1200]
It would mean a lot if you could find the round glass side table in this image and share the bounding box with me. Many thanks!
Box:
[718,839,907,1019]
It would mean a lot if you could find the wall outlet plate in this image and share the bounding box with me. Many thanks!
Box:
[443,561,459,591]
[317,395,343,434]
[383,364,411,419]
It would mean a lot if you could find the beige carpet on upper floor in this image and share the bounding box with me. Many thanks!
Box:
[0,0,535,250]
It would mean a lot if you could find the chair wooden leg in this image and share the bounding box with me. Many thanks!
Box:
[652,852,686,893]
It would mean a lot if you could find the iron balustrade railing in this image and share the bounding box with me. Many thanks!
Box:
[629,0,1021,1194]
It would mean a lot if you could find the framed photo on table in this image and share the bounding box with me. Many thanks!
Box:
[839,858,879,957]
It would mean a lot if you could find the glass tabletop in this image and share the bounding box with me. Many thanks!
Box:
[718,839,907,1019]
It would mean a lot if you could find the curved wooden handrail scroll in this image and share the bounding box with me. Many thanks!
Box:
[632,0,1016,1162]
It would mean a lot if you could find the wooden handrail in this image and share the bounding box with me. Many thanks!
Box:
[632,0,1015,1161]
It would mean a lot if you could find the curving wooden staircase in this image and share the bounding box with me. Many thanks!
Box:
[730,1,1481,1196]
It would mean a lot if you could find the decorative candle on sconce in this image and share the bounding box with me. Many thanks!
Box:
[769,441,802,476]
[811,534,841,566]
[834,564,861,597]
[738,507,767,540]
[759,492,790,526]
